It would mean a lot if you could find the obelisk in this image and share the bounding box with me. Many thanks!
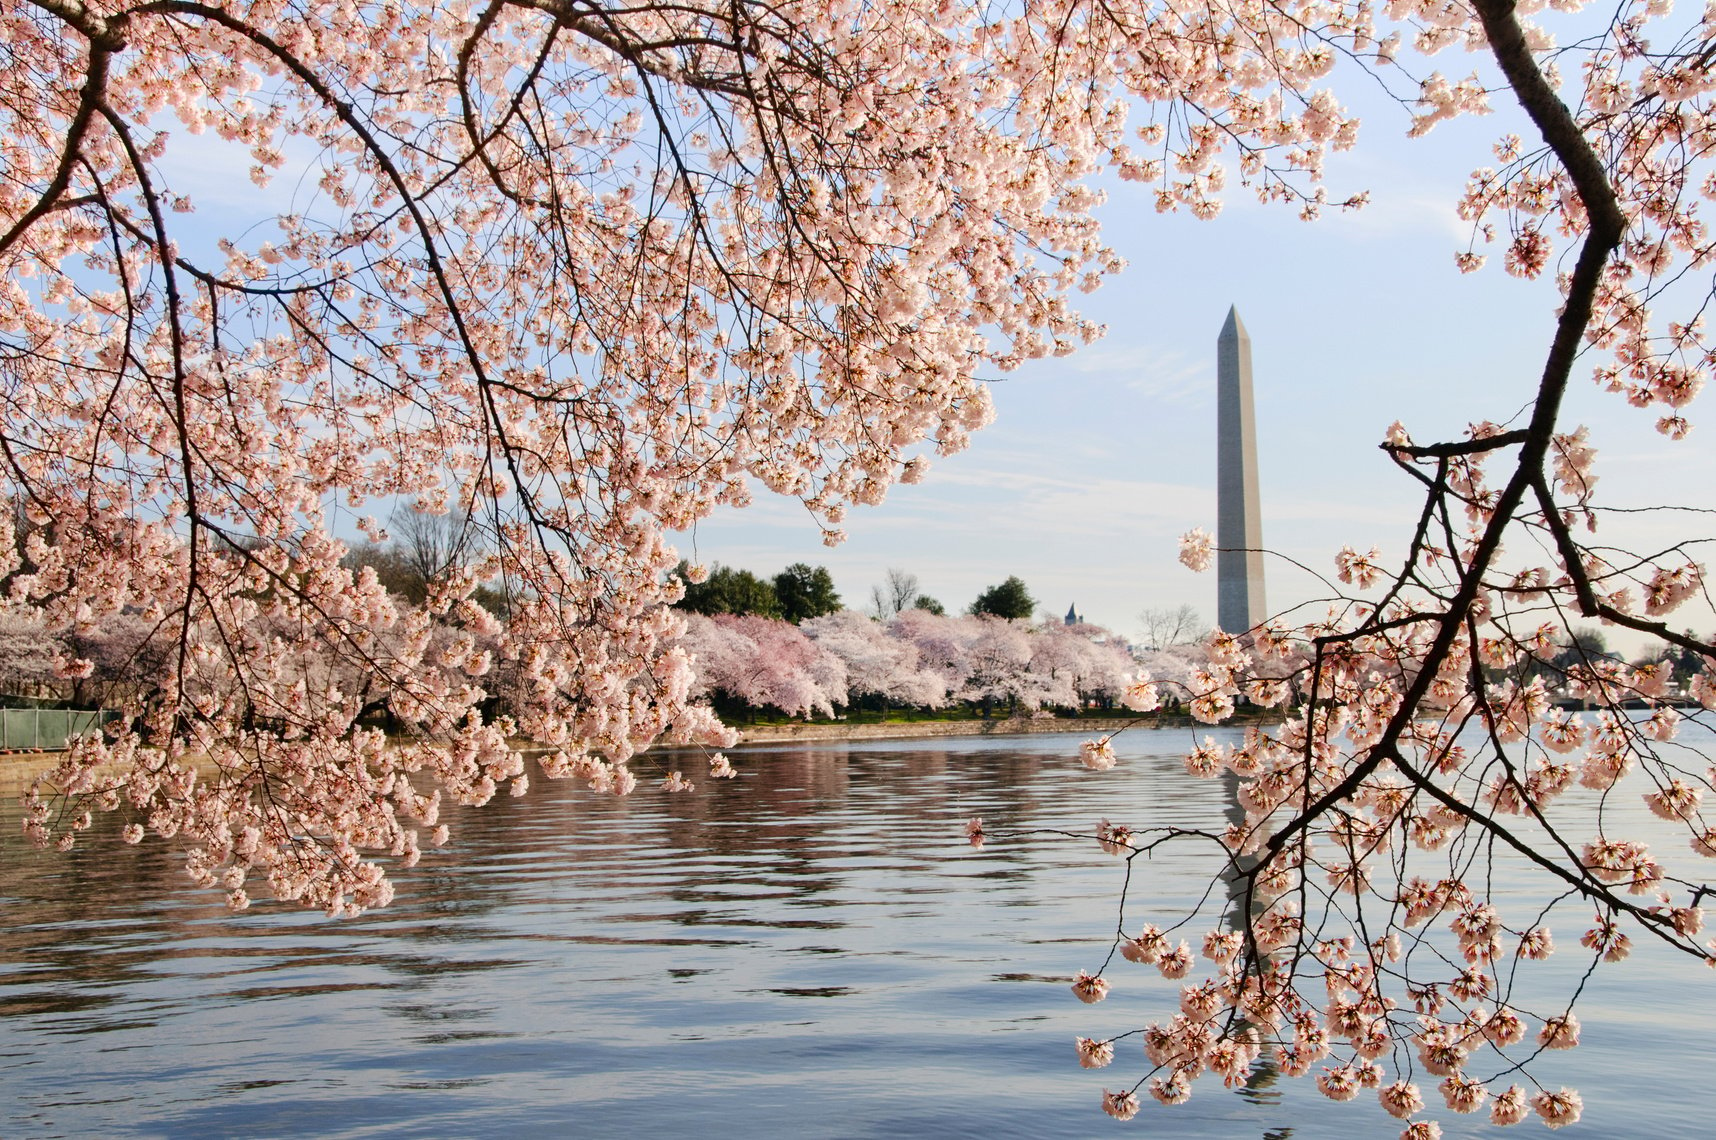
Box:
[1216,307,1267,633]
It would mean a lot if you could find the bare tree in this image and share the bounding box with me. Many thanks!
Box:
[870,568,921,620]
[1137,604,1207,649]
[390,503,478,602]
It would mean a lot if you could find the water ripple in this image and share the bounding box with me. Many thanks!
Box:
[0,729,1711,1138]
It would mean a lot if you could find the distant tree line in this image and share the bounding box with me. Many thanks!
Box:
[679,608,1154,722]
[673,561,843,623]
[672,561,1039,624]
[10,507,1699,730]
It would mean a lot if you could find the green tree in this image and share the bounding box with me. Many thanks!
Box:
[773,563,842,623]
[969,576,1035,621]
[675,562,782,618]
[911,594,945,616]
[1669,631,1712,683]
[1552,627,1611,671]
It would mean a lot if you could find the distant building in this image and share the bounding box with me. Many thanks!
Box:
[1064,603,1083,626]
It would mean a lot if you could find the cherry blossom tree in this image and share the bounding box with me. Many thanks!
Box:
[1130,642,1209,703]
[890,608,975,697]
[1030,620,1138,710]
[9,0,1141,912]
[8,0,1391,915]
[10,4,1716,1130]
[0,610,67,700]
[968,2,1716,1131]
[800,608,949,711]
[679,612,844,719]
[680,608,1136,718]
[959,614,1069,714]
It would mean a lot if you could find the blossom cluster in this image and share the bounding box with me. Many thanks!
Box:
[5,0,1382,911]
[1061,415,1716,1130]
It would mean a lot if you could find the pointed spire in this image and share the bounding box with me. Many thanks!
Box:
[1219,304,1248,342]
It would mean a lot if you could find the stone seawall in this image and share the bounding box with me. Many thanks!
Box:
[0,715,1186,788]
[733,716,1151,745]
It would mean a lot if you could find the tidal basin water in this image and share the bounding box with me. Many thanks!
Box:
[1,729,1713,1138]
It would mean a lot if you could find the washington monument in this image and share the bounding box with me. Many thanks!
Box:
[1216,307,1267,633]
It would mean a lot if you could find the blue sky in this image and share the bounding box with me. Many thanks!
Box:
[151,44,1714,655]
[679,97,1716,651]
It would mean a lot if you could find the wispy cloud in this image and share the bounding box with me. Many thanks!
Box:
[153,126,340,231]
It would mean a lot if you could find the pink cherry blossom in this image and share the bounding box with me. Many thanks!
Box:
[1096,818,1134,855]
[1532,1088,1583,1129]
[1119,924,1168,965]
[1156,942,1195,980]
[1178,528,1214,573]
[1317,1065,1364,1102]
[1379,1081,1425,1119]
[1101,1089,1140,1121]
[1440,1073,1487,1113]
[1079,737,1118,772]
[1538,1013,1581,1050]
[1071,970,1109,1004]
[1149,1074,1192,1105]
[1490,1085,1530,1126]
[1335,545,1385,589]
[1075,1036,1114,1069]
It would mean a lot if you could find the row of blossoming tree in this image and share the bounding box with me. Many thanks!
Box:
[682,608,1190,720]
[7,0,1716,1134]
[0,593,1200,730]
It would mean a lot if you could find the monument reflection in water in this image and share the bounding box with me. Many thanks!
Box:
[1,730,1711,1138]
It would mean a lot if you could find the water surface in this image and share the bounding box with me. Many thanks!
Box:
[0,729,1711,1137]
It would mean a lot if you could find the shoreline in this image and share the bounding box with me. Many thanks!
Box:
[730,715,1155,745]
[0,715,1205,790]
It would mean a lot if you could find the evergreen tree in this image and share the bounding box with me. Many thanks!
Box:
[676,563,782,618]
[969,577,1035,621]
[773,564,842,623]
